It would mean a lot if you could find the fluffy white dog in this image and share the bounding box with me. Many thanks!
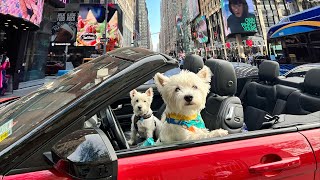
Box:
[128,88,162,145]
[154,66,228,144]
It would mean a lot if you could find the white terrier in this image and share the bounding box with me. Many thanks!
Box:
[154,66,228,144]
[128,88,162,145]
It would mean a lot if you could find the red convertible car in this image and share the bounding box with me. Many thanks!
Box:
[0,47,319,180]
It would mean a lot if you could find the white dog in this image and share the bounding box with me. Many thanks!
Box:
[154,66,228,144]
[128,88,162,145]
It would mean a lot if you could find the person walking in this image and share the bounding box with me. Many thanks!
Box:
[0,56,10,96]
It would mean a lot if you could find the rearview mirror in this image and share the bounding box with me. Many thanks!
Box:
[50,128,117,179]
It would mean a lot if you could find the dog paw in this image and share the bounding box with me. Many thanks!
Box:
[128,139,135,145]
[217,129,228,137]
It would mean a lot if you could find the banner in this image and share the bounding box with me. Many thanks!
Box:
[194,16,209,43]
[188,0,200,21]
[0,0,44,26]
[221,0,257,36]
[51,11,78,46]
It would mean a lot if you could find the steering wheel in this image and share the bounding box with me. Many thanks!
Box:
[101,106,129,150]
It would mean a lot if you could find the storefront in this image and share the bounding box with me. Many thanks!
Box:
[0,0,66,89]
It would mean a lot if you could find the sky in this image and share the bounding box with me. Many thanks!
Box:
[146,0,161,51]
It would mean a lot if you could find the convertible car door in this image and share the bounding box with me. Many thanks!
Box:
[118,131,316,180]
[298,127,320,180]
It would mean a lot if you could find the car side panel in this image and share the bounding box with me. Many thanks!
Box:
[118,132,316,180]
[3,169,71,180]
[300,129,320,180]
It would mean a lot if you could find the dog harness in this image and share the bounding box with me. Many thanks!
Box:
[133,114,155,131]
[165,113,206,133]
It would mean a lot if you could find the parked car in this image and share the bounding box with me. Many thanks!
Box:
[45,61,64,75]
[0,47,319,180]
[282,63,320,78]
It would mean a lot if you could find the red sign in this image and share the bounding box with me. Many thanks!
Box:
[226,42,231,49]
[246,40,253,47]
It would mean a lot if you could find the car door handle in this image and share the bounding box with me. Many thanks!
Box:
[249,157,301,174]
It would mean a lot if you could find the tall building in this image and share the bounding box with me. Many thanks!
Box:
[117,0,135,47]
[137,0,150,49]
[159,0,185,55]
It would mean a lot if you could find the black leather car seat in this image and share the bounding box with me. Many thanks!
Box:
[201,59,244,134]
[154,54,204,120]
[283,68,320,115]
[241,60,279,131]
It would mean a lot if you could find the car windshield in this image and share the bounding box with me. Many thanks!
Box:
[0,55,132,152]
[286,65,319,77]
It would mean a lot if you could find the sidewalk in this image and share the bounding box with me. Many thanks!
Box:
[0,76,57,100]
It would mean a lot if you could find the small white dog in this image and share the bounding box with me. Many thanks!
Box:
[154,66,228,144]
[128,88,162,145]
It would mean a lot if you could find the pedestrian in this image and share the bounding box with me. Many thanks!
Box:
[248,53,254,65]
[0,56,10,96]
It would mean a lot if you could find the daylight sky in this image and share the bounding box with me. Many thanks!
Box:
[146,0,160,51]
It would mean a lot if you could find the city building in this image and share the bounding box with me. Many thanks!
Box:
[137,0,151,49]
[159,0,185,55]
[117,0,135,47]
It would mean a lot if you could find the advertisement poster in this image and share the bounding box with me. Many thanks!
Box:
[221,0,257,36]
[194,16,208,43]
[51,11,78,46]
[77,4,106,46]
[188,0,200,21]
[77,4,122,49]
[176,14,183,36]
[0,0,44,26]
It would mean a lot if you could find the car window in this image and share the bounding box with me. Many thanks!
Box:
[0,55,132,152]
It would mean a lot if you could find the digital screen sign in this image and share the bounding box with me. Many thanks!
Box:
[0,0,45,26]
[189,0,200,21]
[221,0,258,36]
[194,16,209,43]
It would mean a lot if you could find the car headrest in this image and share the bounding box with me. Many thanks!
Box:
[205,59,237,96]
[258,61,279,82]
[304,68,320,96]
[183,54,204,73]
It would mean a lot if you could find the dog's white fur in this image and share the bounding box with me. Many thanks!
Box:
[128,88,162,145]
[154,66,228,144]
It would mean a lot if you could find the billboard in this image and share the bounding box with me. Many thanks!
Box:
[51,11,78,46]
[194,16,209,43]
[0,0,44,26]
[189,0,200,21]
[221,0,258,36]
[76,4,122,49]
[176,14,183,36]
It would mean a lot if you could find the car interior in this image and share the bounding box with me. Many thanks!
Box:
[86,57,320,152]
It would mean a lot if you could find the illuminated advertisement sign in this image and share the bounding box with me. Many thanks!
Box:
[221,0,258,36]
[0,0,45,26]
[51,11,78,46]
[76,4,122,49]
[194,16,209,43]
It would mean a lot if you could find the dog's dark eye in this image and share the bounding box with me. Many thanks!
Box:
[175,87,180,92]
[136,100,139,103]
[144,100,146,102]
[192,85,198,89]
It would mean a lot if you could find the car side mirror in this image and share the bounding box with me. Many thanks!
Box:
[47,128,117,179]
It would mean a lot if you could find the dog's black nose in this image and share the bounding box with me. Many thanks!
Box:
[184,95,193,102]
[138,106,142,110]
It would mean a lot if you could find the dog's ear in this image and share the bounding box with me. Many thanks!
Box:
[154,73,170,90]
[130,89,138,98]
[145,87,153,97]
[197,66,212,83]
